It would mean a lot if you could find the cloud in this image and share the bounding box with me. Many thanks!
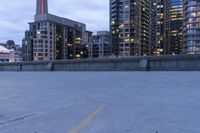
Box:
[0,0,109,45]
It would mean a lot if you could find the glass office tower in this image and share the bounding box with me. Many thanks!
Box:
[183,0,200,54]
[171,0,183,54]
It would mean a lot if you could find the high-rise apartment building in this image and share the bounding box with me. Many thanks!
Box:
[110,0,151,57]
[151,0,171,55]
[22,0,92,61]
[183,0,200,54]
[170,0,183,54]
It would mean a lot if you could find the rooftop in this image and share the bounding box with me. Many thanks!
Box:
[0,72,199,133]
[33,13,86,28]
[0,45,9,53]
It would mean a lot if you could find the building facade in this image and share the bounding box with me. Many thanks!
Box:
[151,0,171,55]
[22,0,92,61]
[0,41,23,62]
[0,46,15,62]
[22,31,34,61]
[110,0,151,57]
[89,31,111,59]
[170,0,183,54]
[183,0,200,54]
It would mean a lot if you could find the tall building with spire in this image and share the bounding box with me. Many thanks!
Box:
[22,0,92,61]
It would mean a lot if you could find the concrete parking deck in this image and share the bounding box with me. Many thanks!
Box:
[0,72,200,133]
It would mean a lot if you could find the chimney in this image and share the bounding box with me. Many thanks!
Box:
[36,0,48,15]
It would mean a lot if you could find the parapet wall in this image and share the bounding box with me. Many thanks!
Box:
[1,54,200,71]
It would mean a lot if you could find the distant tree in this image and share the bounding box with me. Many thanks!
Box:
[6,40,15,50]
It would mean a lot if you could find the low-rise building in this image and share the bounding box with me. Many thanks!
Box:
[0,41,23,62]
[14,51,23,62]
[89,31,111,59]
[0,45,15,62]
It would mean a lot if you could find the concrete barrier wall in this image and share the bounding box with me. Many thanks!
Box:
[1,54,200,71]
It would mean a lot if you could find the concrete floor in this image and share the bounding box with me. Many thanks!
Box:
[0,72,200,133]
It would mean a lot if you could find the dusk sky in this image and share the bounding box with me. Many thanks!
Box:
[0,0,109,45]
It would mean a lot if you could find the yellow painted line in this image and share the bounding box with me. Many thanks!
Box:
[0,95,17,102]
[69,105,106,133]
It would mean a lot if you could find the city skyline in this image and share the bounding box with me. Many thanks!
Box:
[0,0,109,45]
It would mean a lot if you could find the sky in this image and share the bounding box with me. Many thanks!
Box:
[0,0,109,45]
